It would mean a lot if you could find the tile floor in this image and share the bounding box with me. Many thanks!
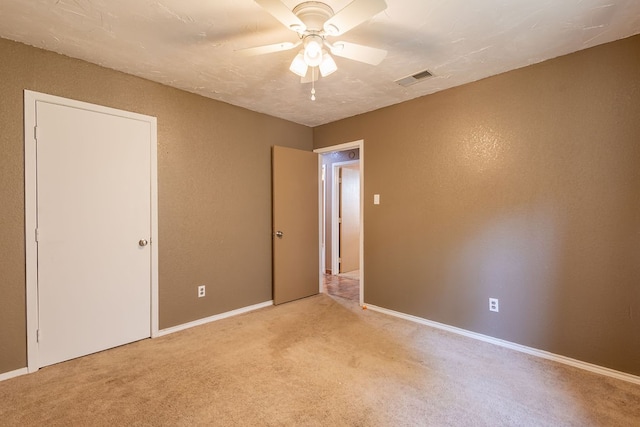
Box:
[323,272,360,302]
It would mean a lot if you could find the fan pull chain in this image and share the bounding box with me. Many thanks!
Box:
[311,67,316,101]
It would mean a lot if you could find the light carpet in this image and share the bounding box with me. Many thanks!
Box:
[1,294,639,426]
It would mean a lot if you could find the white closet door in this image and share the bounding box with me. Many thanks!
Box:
[36,100,152,367]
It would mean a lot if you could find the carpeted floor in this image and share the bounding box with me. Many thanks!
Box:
[1,294,639,426]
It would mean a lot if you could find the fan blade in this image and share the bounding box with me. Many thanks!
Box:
[323,0,387,36]
[255,0,306,33]
[331,41,387,65]
[237,40,300,56]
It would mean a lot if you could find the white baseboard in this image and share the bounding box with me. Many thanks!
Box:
[365,303,640,386]
[155,300,273,337]
[0,367,28,382]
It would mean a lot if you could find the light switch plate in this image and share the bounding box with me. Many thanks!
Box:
[374,194,380,205]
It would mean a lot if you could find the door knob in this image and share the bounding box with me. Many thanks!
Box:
[139,239,148,247]
[275,231,284,238]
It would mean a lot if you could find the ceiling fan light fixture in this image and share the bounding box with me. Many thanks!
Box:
[303,36,323,66]
[289,51,308,77]
[248,0,390,101]
[319,51,337,77]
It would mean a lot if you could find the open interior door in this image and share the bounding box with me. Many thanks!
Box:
[272,146,319,305]
[339,164,360,273]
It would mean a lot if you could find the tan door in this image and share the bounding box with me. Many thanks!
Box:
[272,146,319,305]
[339,165,360,273]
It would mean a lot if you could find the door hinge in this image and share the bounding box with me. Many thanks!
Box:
[338,218,342,224]
[338,258,341,263]
[35,228,39,242]
[34,126,40,141]
[36,329,40,343]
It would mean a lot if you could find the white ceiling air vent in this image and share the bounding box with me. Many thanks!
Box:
[395,69,433,87]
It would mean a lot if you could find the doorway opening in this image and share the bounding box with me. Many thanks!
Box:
[314,140,364,306]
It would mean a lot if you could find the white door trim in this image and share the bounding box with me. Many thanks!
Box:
[331,160,359,275]
[314,140,364,306]
[320,164,326,276]
[24,90,159,372]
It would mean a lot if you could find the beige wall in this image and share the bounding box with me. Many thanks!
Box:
[314,35,640,376]
[0,38,312,374]
[2,34,639,378]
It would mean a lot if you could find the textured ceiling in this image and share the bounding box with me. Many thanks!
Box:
[1,0,639,126]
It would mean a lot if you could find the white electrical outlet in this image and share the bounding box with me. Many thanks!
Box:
[198,285,206,298]
[489,298,499,312]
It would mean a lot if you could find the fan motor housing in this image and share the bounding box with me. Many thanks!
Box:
[293,2,334,32]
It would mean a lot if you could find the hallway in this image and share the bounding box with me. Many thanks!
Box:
[322,272,359,302]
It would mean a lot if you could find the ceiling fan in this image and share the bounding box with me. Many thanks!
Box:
[240,0,388,98]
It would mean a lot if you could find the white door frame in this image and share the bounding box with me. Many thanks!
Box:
[317,156,324,293]
[314,140,364,306]
[331,160,359,275]
[24,90,159,372]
